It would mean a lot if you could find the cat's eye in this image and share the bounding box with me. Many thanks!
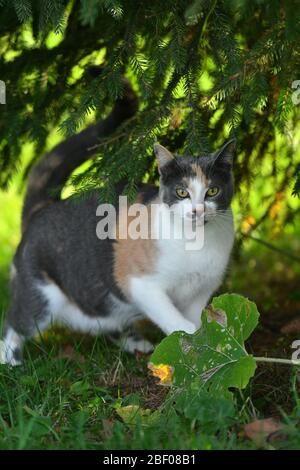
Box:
[206,187,219,197]
[176,188,189,199]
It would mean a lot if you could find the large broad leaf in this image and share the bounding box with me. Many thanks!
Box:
[173,388,236,433]
[149,294,259,399]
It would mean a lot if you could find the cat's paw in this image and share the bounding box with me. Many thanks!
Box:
[0,340,22,366]
[109,332,154,355]
[123,337,155,355]
[168,321,197,335]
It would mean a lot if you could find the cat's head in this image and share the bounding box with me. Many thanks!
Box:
[154,140,235,224]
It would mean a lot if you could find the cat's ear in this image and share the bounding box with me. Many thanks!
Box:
[154,143,174,173]
[213,139,236,168]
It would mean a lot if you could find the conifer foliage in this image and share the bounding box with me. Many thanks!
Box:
[1,0,300,215]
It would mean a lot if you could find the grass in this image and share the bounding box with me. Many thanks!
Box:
[0,186,300,450]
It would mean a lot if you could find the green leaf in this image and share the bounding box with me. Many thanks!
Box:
[70,380,90,396]
[23,406,53,438]
[116,405,160,427]
[174,388,236,433]
[150,294,259,399]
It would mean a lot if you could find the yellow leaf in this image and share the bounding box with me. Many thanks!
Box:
[244,418,284,447]
[241,216,256,234]
[148,363,174,386]
[116,405,160,426]
[269,201,282,220]
[169,107,183,129]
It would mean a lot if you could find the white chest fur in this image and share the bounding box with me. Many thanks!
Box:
[154,210,234,308]
[129,209,234,335]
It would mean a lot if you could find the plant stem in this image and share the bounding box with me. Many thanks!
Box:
[243,234,300,263]
[254,356,300,366]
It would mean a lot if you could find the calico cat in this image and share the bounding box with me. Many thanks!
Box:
[0,82,235,365]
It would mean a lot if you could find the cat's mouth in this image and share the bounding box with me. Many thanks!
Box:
[184,213,206,226]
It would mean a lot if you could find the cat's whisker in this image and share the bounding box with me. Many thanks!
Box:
[204,212,234,234]
[209,216,234,239]
[205,212,233,221]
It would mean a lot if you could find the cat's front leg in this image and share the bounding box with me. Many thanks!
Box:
[129,277,196,335]
[184,292,212,329]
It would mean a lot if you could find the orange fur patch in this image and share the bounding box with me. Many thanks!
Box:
[190,163,208,185]
[114,198,159,294]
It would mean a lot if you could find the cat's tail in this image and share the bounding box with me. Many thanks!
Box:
[22,76,138,233]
